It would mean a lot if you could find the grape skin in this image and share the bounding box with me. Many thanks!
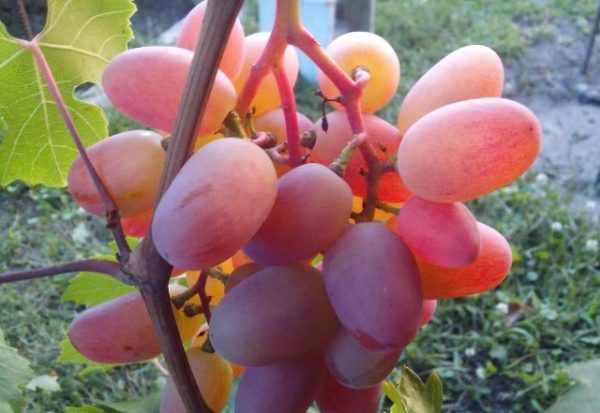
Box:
[235,356,326,413]
[224,263,262,294]
[420,299,438,326]
[417,222,513,299]
[395,197,481,268]
[243,163,353,266]
[68,130,165,218]
[316,370,382,413]
[102,46,236,135]
[397,97,542,203]
[209,264,338,366]
[177,0,246,80]
[160,347,233,413]
[397,44,504,135]
[323,223,422,351]
[252,108,314,145]
[312,111,411,202]
[233,32,299,115]
[68,288,185,364]
[325,328,402,389]
[318,31,400,113]
[152,138,277,270]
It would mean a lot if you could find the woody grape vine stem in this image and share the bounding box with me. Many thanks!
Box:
[0,259,126,285]
[132,1,244,412]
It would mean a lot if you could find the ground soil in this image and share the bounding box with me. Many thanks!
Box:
[503,17,600,205]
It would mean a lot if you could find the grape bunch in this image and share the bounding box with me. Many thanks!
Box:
[65,1,542,412]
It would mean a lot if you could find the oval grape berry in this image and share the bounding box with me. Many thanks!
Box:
[152,138,277,270]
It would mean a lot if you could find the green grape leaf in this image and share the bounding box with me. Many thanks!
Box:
[546,358,600,413]
[65,407,106,413]
[0,329,34,412]
[61,257,136,306]
[99,391,161,413]
[424,371,443,411]
[385,366,443,413]
[0,0,135,187]
[57,339,114,376]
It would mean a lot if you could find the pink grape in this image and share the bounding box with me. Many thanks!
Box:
[397,45,504,134]
[395,197,481,268]
[420,299,438,326]
[316,370,382,413]
[121,209,152,238]
[417,222,513,299]
[69,289,183,364]
[397,97,542,203]
[177,0,245,80]
[323,223,422,350]
[234,356,326,413]
[68,130,165,218]
[312,111,411,202]
[234,32,299,115]
[318,31,400,113]
[209,264,338,366]
[325,328,402,389]
[103,46,236,135]
[243,163,353,265]
[224,263,263,294]
[152,138,277,270]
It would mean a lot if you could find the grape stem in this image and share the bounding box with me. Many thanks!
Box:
[24,39,132,263]
[0,259,128,285]
[195,270,213,323]
[235,1,305,166]
[140,283,214,413]
[239,0,394,221]
[130,1,244,412]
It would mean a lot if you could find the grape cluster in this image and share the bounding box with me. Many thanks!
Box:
[65,2,542,412]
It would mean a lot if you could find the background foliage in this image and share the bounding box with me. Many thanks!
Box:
[0,0,598,412]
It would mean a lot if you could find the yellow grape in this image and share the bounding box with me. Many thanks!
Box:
[169,284,204,341]
[192,333,245,379]
[234,32,299,115]
[193,133,223,152]
[351,196,400,222]
[253,108,314,145]
[160,347,233,413]
[397,45,504,135]
[184,271,226,305]
[177,1,245,80]
[318,32,400,113]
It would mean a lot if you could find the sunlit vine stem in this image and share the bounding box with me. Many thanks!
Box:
[282,3,388,222]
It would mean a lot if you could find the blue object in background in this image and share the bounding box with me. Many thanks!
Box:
[258,0,337,83]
